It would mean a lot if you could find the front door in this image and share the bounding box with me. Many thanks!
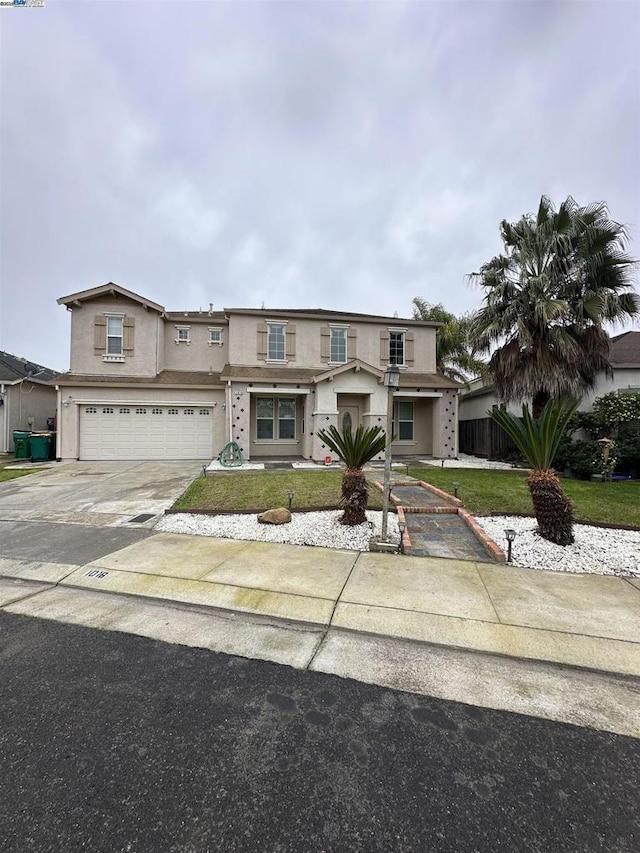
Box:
[337,405,360,433]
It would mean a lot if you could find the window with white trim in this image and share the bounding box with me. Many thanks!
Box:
[208,328,223,345]
[267,323,286,360]
[256,397,296,440]
[395,401,414,440]
[389,330,405,366]
[106,316,124,355]
[330,327,347,364]
[175,326,191,344]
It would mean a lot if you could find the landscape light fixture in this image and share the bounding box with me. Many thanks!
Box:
[453,481,460,499]
[398,520,406,554]
[287,489,295,510]
[504,528,517,562]
[381,364,400,542]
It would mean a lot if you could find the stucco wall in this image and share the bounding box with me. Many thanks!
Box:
[433,390,458,458]
[2,382,56,452]
[56,384,225,459]
[227,314,437,372]
[68,298,161,377]
[163,319,229,372]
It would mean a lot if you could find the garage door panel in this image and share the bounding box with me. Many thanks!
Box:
[80,405,214,460]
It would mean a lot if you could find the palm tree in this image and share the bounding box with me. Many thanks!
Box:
[411,298,486,384]
[470,196,639,416]
[316,424,387,526]
[490,400,579,545]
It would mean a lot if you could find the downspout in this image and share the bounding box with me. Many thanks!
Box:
[55,384,62,460]
[227,380,233,443]
[0,383,6,453]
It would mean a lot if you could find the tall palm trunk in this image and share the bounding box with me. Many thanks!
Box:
[341,467,368,526]
[527,469,574,545]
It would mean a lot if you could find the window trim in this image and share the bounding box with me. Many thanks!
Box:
[255,396,297,441]
[175,325,191,345]
[105,314,124,357]
[267,321,287,362]
[329,325,348,365]
[388,328,406,367]
[395,400,414,441]
[208,327,223,346]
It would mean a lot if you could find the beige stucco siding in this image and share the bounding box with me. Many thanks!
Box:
[227,315,437,373]
[163,321,229,372]
[69,299,160,378]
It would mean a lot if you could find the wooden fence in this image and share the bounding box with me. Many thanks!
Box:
[459,417,518,459]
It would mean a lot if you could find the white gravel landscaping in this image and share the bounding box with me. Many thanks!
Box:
[156,507,639,576]
[474,515,640,577]
[156,509,400,552]
[424,453,522,470]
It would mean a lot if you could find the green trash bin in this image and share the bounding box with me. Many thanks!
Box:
[13,431,31,459]
[30,432,51,462]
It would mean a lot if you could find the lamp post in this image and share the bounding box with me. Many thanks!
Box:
[381,363,400,542]
[504,528,517,563]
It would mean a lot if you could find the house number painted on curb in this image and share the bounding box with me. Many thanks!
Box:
[84,569,109,579]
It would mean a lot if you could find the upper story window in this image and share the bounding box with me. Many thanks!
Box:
[95,313,134,361]
[175,326,191,344]
[106,316,124,355]
[330,327,347,364]
[257,320,295,362]
[389,330,405,366]
[268,323,286,361]
[208,328,223,346]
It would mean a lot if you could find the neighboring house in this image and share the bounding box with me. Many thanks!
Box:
[55,282,461,462]
[458,331,640,456]
[0,352,58,453]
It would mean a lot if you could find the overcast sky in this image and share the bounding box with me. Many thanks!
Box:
[1,0,639,371]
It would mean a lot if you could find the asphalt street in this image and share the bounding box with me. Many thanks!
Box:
[1,612,638,853]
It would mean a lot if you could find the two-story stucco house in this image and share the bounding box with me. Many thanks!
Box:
[55,283,460,462]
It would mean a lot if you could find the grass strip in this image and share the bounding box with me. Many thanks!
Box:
[173,469,384,512]
[409,467,640,528]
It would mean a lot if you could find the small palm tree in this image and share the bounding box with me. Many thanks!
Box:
[490,400,579,546]
[316,424,387,526]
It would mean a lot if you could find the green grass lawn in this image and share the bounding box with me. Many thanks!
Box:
[0,456,38,483]
[408,466,640,528]
[173,469,384,512]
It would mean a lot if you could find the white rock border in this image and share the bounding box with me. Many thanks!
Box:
[474,515,640,577]
[156,510,400,552]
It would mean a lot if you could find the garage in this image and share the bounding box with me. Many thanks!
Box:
[79,404,215,460]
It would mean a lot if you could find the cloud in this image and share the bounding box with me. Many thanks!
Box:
[1,0,638,371]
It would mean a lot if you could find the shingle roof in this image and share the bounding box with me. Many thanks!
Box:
[224,307,441,327]
[55,370,223,387]
[220,363,460,388]
[0,351,58,383]
[220,365,318,383]
[611,331,640,365]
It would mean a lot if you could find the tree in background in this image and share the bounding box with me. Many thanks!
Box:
[469,196,639,416]
[411,298,486,384]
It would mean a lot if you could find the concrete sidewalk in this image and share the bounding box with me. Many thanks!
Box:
[2,533,639,678]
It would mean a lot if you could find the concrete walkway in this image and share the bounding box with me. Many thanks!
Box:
[2,533,639,679]
[2,534,640,737]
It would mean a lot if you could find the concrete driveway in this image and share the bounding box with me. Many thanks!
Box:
[0,460,204,526]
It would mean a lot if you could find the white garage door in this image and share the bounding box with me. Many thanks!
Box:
[80,404,215,460]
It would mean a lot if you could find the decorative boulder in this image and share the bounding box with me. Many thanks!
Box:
[257,507,292,525]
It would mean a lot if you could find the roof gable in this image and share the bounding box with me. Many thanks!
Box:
[313,359,384,384]
[57,283,165,313]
